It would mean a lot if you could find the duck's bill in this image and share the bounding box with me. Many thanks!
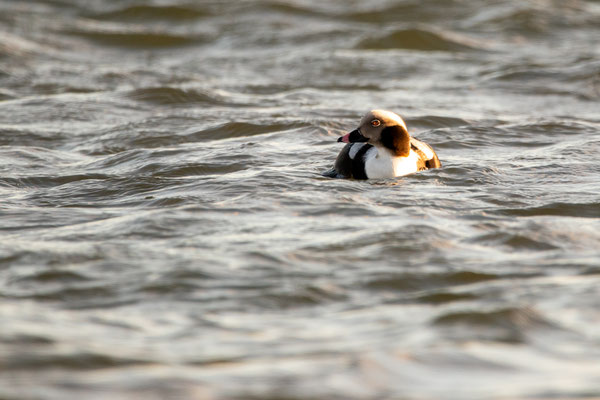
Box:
[338,129,368,143]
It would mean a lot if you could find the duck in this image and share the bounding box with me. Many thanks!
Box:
[323,110,441,179]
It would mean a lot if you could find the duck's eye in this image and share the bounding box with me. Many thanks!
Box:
[371,119,381,127]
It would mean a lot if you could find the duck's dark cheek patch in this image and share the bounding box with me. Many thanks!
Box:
[380,125,410,157]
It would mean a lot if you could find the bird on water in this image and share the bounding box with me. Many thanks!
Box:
[323,110,441,179]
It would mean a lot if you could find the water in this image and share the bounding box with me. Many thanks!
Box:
[1,1,599,399]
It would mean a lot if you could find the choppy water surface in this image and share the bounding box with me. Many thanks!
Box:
[1,1,600,399]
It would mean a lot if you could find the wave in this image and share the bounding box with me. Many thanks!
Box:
[466,4,598,34]
[64,20,208,48]
[468,231,560,251]
[0,174,110,189]
[79,119,309,155]
[88,5,210,22]
[125,87,229,106]
[341,0,465,23]
[70,30,202,48]
[364,270,499,291]
[408,115,471,130]
[134,162,247,178]
[0,32,41,58]
[5,351,149,370]
[355,27,483,52]
[433,307,557,343]
[189,121,310,142]
[496,202,600,218]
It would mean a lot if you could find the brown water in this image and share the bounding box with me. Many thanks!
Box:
[1,1,600,399]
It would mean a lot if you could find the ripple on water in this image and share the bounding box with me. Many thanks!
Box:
[433,307,559,344]
[77,119,311,153]
[408,115,472,130]
[4,352,151,371]
[355,27,484,52]
[1,174,110,189]
[12,269,90,284]
[466,3,598,34]
[469,231,560,251]
[63,21,209,49]
[343,1,467,23]
[87,5,211,22]
[187,121,311,142]
[496,202,600,218]
[124,87,232,106]
[364,270,500,292]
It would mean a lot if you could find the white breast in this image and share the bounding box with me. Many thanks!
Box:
[365,148,420,179]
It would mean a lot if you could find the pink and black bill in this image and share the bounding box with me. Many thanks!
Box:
[338,129,369,144]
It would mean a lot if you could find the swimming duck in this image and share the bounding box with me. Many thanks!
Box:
[323,110,441,179]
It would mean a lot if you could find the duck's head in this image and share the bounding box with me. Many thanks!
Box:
[338,110,411,157]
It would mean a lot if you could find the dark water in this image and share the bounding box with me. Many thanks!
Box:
[1,1,600,399]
